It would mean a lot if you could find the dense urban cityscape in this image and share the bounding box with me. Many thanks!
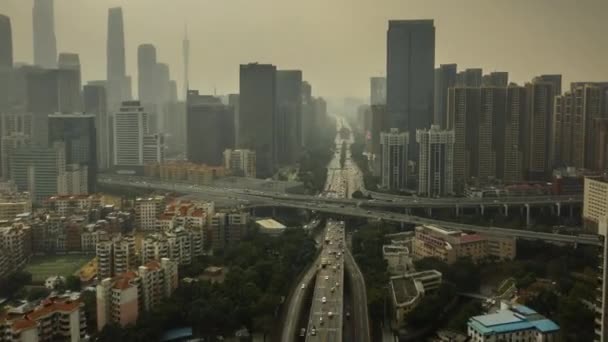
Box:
[0,0,607,341]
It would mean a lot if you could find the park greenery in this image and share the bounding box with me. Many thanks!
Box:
[97,227,317,341]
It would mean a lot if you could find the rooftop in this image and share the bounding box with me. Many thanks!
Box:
[256,218,286,230]
[469,304,560,335]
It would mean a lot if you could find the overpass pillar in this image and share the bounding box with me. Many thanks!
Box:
[503,204,509,216]
[455,205,460,216]
[426,208,432,217]
[480,205,485,216]
[404,208,411,215]
[525,204,531,227]
[556,202,561,216]
[272,207,277,217]
[569,204,574,218]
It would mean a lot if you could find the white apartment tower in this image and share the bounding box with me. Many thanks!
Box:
[223,149,256,178]
[380,128,409,190]
[416,125,454,197]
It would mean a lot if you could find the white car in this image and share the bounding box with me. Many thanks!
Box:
[322,296,327,303]
[325,276,329,280]
[301,283,306,289]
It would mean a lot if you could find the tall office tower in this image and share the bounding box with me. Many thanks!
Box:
[137,44,158,106]
[386,20,435,165]
[183,26,190,100]
[1,134,30,179]
[48,113,97,192]
[10,142,65,202]
[106,7,131,109]
[276,70,302,164]
[113,101,155,174]
[434,64,457,128]
[456,68,483,87]
[57,53,83,112]
[370,105,388,177]
[553,84,602,169]
[187,91,234,165]
[143,134,165,164]
[228,94,240,144]
[0,15,12,68]
[301,81,313,147]
[482,72,509,87]
[238,63,277,178]
[84,83,110,170]
[0,113,33,137]
[523,77,559,179]
[370,77,387,105]
[499,86,526,182]
[169,81,178,103]
[476,88,499,181]
[32,0,57,68]
[155,63,171,132]
[416,125,454,197]
[380,128,409,190]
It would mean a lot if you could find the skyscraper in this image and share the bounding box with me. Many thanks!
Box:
[386,20,435,164]
[416,125,454,197]
[553,84,602,169]
[499,85,526,182]
[155,63,171,132]
[57,53,82,112]
[482,72,509,87]
[183,25,190,100]
[276,70,302,164]
[0,15,12,68]
[84,83,109,170]
[11,142,66,202]
[238,63,277,178]
[113,101,152,173]
[137,44,158,106]
[106,7,131,109]
[380,128,409,190]
[32,0,57,68]
[434,64,457,128]
[48,113,97,192]
[448,87,480,191]
[456,68,482,87]
[370,77,387,105]
[187,91,234,165]
[524,77,559,179]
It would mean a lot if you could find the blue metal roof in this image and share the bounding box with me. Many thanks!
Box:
[468,305,559,336]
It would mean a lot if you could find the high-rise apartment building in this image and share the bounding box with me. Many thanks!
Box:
[276,70,303,165]
[386,20,435,164]
[1,133,30,179]
[95,234,136,280]
[434,64,457,128]
[370,77,387,105]
[224,149,256,178]
[554,84,602,169]
[500,86,526,183]
[381,128,409,190]
[524,77,560,178]
[238,63,277,178]
[106,7,131,109]
[96,258,178,331]
[456,68,482,87]
[32,0,57,68]
[187,91,234,166]
[369,105,389,176]
[581,177,608,341]
[0,15,12,68]
[48,113,97,192]
[84,83,110,170]
[481,72,509,87]
[135,196,165,231]
[596,119,608,172]
[416,125,454,197]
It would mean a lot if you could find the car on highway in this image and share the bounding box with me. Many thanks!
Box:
[336,281,340,287]
[310,327,317,336]
[319,316,324,325]
[322,296,327,303]
[301,283,306,289]
[324,276,329,280]
[328,311,333,318]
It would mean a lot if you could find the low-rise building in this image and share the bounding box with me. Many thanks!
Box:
[255,218,286,236]
[467,303,560,342]
[45,194,103,217]
[144,161,226,185]
[0,192,31,221]
[383,245,413,275]
[390,270,442,325]
[413,224,515,264]
[96,258,178,331]
[0,222,31,275]
[210,211,249,250]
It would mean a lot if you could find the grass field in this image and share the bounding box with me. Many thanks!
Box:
[24,255,93,283]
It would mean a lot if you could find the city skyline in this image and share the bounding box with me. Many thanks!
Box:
[1,0,607,99]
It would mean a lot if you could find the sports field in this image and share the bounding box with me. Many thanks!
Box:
[24,255,93,283]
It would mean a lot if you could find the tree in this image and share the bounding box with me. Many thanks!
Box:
[352,190,364,199]
[27,287,50,301]
[0,271,32,297]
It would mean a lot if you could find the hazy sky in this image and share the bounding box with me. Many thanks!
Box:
[1,0,607,99]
